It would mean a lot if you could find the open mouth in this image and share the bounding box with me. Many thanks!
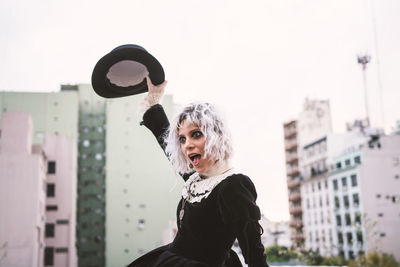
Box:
[189,154,201,166]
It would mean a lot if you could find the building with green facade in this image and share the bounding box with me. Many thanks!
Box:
[0,85,182,267]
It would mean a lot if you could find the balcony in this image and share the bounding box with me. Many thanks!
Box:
[285,141,298,151]
[286,154,299,164]
[284,127,297,138]
[289,219,303,228]
[287,178,301,189]
[289,192,301,201]
[291,233,305,241]
[287,167,300,177]
[289,206,303,215]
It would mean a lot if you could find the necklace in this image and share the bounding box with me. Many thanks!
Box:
[179,176,198,228]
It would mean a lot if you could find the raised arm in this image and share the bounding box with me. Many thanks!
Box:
[140,77,169,150]
[140,77,193,181]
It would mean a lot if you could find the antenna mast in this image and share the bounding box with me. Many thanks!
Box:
[357,54,371,127]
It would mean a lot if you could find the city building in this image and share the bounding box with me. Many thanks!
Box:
[283,120,303,246]
[43,134,78,267]
[260,216,292,248]
[283,99,333,248]
[0,86,181,267]
[330,134,400,261]
[0,112,78,267]
[0,113,47,267]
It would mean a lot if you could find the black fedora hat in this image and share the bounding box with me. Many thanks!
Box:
[91,44,165,98]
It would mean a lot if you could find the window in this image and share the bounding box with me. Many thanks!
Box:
[349,250,354,259]
[333,180,338,190]
[138,219,145,230]
[341,177,347,187]
[56,220,69,225]
[344,195,350,208]
[347,232,353,244]
[324,180,328,189]
[345,213,351,226]
[306,198,310,209]
[48,161,56,174]
[378,213,384,217]
[357,231,363,244]
[326,195,330,206]
[55,248,68,253]
[319,196,323,207]
[355,213,362,224]
[335,196,340,209]
[353,193,359,206]
[46,205,58,211]
[345,159,351,167]
[44,247,54,266]
[338,232,343,244]
[336,215,342,226]
[354,156,361,164]
[45,224,55,237]
[318,182,321,190]
[47,184,55,197]
[351,174,357,187]
[336,162,342,169]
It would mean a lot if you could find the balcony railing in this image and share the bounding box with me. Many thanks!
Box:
[285,141,298,151]
[287,167,300,177]
[287,178,301,189]
[289,219,303,228]
[286,154,299,164]
[289,192,301,201]
[289,206,302,215]
[284,127,297,138]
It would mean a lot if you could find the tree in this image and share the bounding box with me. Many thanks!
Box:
[348,252,399,267]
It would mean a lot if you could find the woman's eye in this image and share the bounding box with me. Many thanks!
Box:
[192,131,203,138]
[179,136,186,144]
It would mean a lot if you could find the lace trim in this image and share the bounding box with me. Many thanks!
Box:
[181,168,235,203]
[138,90,165,115]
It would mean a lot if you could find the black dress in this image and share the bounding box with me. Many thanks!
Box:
[128,104,269,267]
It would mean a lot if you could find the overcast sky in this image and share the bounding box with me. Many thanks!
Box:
[1,0,399,221]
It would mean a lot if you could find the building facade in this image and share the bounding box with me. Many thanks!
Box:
[0,86,182,267]
[283,120,302,246]
[0,113,47,267]
[330,135,400,261]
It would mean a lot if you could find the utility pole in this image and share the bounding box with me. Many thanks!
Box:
[357,54,371,127]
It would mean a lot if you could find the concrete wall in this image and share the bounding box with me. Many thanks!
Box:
[43,135,77,267]
[0,113,47,267]
[105,94,183,266]
[359,135,400,261]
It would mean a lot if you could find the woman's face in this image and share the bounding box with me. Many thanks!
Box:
[178,120,215,174]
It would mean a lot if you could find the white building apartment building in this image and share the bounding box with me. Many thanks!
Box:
[330,134,400,261]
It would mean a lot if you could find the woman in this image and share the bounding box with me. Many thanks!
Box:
[128,78,269,267]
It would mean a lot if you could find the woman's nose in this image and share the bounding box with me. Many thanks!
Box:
[184,139,194,150]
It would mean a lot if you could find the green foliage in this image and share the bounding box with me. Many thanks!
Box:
[321,256,348,266]
[264,245,296,262]
[298,249,324,265]
[348,252,399,267]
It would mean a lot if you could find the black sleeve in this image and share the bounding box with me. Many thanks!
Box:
[141,104,170,151]
[141,104,193,181]
[218,174,269,267]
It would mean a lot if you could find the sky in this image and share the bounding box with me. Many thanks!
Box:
[1,0,400,221]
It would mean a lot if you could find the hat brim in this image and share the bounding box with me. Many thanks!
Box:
[91,44,165,98]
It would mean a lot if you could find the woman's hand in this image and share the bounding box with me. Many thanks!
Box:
[146,76,167,95]
[139,76,168,111]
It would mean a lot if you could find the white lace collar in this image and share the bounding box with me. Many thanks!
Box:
[182,160,234,203]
